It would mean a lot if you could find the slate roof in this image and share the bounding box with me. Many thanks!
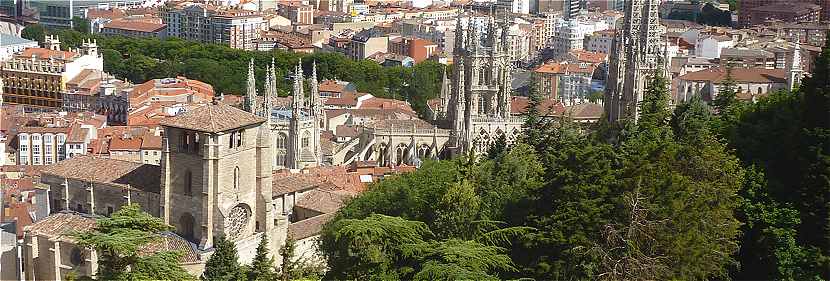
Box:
[41,155,161,193]
[159,103,265,133]
[288,213,335,240]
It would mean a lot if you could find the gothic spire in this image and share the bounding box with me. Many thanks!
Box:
[292,59,304,113]
[244,58,256,113]
[310,61,321,113]
[454,14,465,53]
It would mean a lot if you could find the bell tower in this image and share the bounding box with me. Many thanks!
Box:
[159,102,278,254]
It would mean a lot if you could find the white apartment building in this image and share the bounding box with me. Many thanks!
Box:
[161,2,264,50]
[552,17,610,57]
[584,29,615,54]
[17,128,69,166]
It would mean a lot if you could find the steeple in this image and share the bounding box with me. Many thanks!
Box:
[260,60,273,118]
[454,14,465,53]
[292,59,305,112]
[244,59,257,113]
[310,61,321,114]
[787,42,803,92]
[438,66,451,119]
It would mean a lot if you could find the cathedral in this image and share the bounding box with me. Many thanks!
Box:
[243,59,325,170]
[604,0,666,122]
[435,9,524,155]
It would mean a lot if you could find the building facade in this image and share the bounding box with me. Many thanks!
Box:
[434,11,523,155]
[604,0,664,122]
[1,37,103,111]
[161,3,264,50]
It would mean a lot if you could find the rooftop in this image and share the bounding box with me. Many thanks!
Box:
[159,103,265,133]
[41,155,161,193]
[288,213,335,240]
[678,67,787,83]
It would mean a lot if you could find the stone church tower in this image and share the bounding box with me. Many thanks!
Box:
[159,101,284,261]
[438,9,523,155]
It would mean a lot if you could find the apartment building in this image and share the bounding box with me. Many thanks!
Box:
[1,36,103,111]
[161,2,264,50]
[278,2,314,25]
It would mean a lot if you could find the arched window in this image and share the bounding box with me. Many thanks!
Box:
[275,153,285,167]
[417,144,431,159]
[276,133,287,149]
[757,87,762,95]
[302,131,310,148]
[478,96,486,114]
[396,144,407,165]
[378,143,388,166]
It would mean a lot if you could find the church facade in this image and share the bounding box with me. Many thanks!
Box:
[434,10,524,156]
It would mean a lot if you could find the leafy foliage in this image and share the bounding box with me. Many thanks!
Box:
[73,204,194,281]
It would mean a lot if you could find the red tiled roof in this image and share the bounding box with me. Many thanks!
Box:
[159,103,265,133]
[109,137,143,151]
[41,155,161,193]
[678,67,787,84]
[24,212,97,243]
[534,62,596,75]
[104,19,166,33]
[287,213,335,240]
[294,188,350,214]
[19,48,77,60]
[510,96,565,116]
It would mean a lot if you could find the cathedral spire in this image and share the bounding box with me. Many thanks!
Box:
[310,60,320,112]
[454,13,465,53]
[788,42,803,92]
[292,59,304,112]
[244,59,256,113]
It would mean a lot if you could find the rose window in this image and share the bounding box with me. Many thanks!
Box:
[225,204,251,240]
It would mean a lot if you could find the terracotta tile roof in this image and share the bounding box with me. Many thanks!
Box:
[357,97,415,113]
[562,103,603,120]
[104,19,166,33]
[109,137,143,151]
[677,67,786,84]
[24,212,97,242]
[141,135,162,149]
[324,92,359,107]
[294,189,350,214]
[159,103,265,133]
[288,213,335,240]
[534,62,596,75]
[568,50,607,64]
[18,126,70,134]
[41,155,161,193]
[510,96,565,116]
[272,173,325,195]
[19,48,77,60]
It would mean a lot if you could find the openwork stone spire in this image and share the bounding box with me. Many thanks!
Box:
[244,58,256,113]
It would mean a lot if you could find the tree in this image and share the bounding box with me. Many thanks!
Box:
[485,133,507,160]
[320,214,518,280]
[247,234,275,281]
[21,24,47,43]
[277,235,297,281]
[521,79,549,151]
[638,68,671,128]
[72,17,91,33]
[73,204,195,281]
[711,63,744,139]
[202,236,244,281]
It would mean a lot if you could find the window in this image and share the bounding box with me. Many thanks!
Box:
[184,170,193,196]
[275,133,287,149]
[302,131,310,148]
[233,167,240,191]
[107,206,114,216]
[229,130,244,149]
[180,131,189,152]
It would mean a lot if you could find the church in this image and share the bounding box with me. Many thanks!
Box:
[433,10,525,155]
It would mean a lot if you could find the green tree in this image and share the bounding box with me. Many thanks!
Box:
[638,68,671,128]
[247,234,276,281]
[21,24,47,43]
[73,204,194,281]
[202,236,244,281]
[72,17,91,33]
[277,235,297,281]
[485,133,507,160]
